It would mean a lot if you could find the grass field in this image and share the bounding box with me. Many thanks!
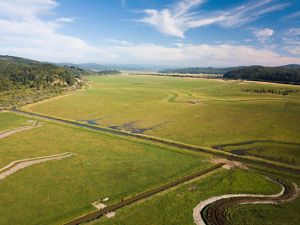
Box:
[0,112,213,225]
[0,112,29,132]
[226,167,300,225]
[89,169,282,225]
[227,198,300,225]
[4,74,300,225]
[22,75,300,166]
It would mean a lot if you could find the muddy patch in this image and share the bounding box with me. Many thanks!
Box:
[231,149,247,156]
[78,115,116,126]
[210,158,248,170]
[92,202,107,210]
[110,121,170,134]
[105,212,115,218]
[186,100,200,105]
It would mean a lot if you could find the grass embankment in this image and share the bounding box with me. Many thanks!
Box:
[0,112,212,225]
[22,75,300,169]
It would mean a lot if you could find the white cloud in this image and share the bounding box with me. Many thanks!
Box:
[284,11,300,20]
[56,17,75,24]
[283,28,300,55]
[0,0,58,19]
[0,0,299,66]
[138,0,289,38]
[285,46,300,55]
[103,43,300,67]
[253,28,274,43]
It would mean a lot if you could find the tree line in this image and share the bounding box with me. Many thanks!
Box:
[223,65,300,84]
[241,88,299,95]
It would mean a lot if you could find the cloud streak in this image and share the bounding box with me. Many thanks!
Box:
[253,28,274,43]
[138,0,290,38]
[0,0,299,66]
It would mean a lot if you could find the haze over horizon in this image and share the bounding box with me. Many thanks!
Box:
[0,0,300,67]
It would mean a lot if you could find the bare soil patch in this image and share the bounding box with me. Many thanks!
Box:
[210,158,248,170]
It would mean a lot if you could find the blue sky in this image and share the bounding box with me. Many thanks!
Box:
[0,0,300,66]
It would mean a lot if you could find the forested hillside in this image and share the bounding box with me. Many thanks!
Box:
[0,56,85,108]
[223,65,300,84]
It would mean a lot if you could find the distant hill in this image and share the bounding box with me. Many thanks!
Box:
[223,65,300,84]
[159,67,243,74]
[0,55,85,108]
[97,70,121,75]
[57,63,170,72]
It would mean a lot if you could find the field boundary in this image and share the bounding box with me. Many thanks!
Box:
[63,164,224,225]
[11,109,300,175]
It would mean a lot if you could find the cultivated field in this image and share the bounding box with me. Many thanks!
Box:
[23,75,300,166]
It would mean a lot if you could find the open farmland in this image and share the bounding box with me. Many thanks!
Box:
[0,111,213,225]
[23,75,300,167]
[3,0,300,224]
[89,168,284,225]
[2,74,300,225]
[0,112,30,132]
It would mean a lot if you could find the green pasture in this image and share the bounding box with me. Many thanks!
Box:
[23,75,300,166]
[0,112,212,225]
[226,167,300,225]
[220,141,300,166]
[227,198,300,225]
[0,111,29,132]
[90,168,282,225]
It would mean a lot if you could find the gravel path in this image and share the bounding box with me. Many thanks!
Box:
[0,152,73,180]
[193,178,297,225]
[0,121,41,139]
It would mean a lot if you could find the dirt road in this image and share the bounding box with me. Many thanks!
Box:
[0,121,41,139]
[0,152,73,180]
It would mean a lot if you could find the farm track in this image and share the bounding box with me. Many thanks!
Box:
[196,179,298,225]
[11,109,300,175]
[0,152,73,180]
[0,121,41,139]
[64,164,224,225]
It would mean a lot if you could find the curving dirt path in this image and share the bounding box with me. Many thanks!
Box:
[193,178,298,225]
[0,121,41,139]
[0,152,73,180]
